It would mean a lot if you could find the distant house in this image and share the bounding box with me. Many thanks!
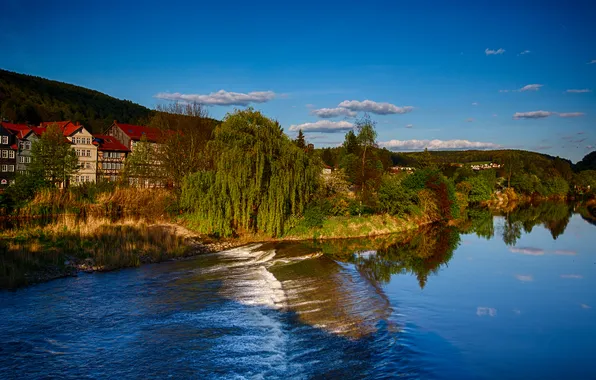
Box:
[322,165,332,175]
[106,121,162,152]
[37,121,98,185]
[106,121,167,187]
[93,135,130,182]
[0,123,17,187]
[471,162,502,171]
[1,122,38,174]
[389,166,415,173]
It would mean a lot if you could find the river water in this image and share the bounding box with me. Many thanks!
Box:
[1,205,595,379]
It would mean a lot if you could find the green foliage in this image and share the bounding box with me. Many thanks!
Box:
[467,175,494,203]
[3,172,51,209]
[294,129,306,149]
[377,174,416,216]
[123,135,163,187]
[0,69,151,133]
[180,108,320,237]
[29,124,79,186]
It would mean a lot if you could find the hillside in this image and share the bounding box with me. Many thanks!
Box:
[0,69,152,133]
[392,149,573,167]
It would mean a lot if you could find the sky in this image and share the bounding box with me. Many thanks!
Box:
[1,0,595,162]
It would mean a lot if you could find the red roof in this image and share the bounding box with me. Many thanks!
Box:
[112,121,162,142]
[39,121,82,136]
[92,134,130,152]
[1,122,32,139]
[29,126,46,137]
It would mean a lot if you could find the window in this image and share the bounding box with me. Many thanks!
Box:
[1,165,6,172]
[8,165,14,172]
[76,149,80,156]
[75,176,79,183]
[9,150,15,159]
[86,150,90,157]
[19,156,25,163]
[26,157,31,164]
[1,136,8,144]
[1,150,7,158]
[25,141,31,150]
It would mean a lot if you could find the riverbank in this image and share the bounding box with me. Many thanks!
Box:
[1,211,436,289]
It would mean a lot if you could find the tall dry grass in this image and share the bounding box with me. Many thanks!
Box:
[0,215,190,289]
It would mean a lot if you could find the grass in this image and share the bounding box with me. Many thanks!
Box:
[283,214,424,240]
[0,215,191,289]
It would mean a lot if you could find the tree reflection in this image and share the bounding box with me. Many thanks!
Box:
[310,226,460,289]
[460,202,574,246]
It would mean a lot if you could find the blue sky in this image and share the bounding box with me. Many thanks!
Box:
[1,0,595,162]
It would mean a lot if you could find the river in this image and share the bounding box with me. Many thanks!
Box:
[1,204,595,379]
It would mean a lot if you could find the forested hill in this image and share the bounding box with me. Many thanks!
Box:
[0,69,152,133]
[393,149,573,167]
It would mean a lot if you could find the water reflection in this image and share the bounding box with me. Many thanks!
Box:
[459,202,577,246]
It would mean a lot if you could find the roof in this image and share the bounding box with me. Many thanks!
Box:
[39,121,82,136]
[29,126,46,137]
[112,121,162,142]
[92,134,130,152]
[0,122,33,139]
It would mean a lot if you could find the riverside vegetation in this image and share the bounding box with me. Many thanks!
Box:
[2,102,596,288]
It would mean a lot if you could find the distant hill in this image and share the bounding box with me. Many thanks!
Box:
[392,149,573,167]
[0,69,153,133]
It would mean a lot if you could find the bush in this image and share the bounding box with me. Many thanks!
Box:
[377,174,416,216]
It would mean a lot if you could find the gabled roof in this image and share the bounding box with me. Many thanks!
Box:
[111,121,161,142]
[92,134,130,152]
[1,122,33,139]
[29,126,46,137]
[39,121,83,137]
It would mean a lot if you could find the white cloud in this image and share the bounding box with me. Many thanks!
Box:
[515,274,534,282]
[310,107,357,118]
[587,60,596,64]
[513,111,554,119]
[379,139,500,151]
[154,90,276,106]
[499,90,510,93]
[476,307,497,317]
[485,48,505,55]
[519,84,543,92]
[513,111,585,119]
[509,247,544,255]
[520,50,531,55]
[560,274,583,279]
[289,120,354,133]
[337,100,414,115]
[553,249,577,255]
[558,112,585,118]
[405,124,413,129]
[566,89,592,93]
[472,102,478,106]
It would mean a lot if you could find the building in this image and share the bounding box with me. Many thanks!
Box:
[1,122,38,174]
[93,134,129,182]
[106,121,167,187]
[38,121,97,184]
[106,121,162,152]
[0,123,18,187]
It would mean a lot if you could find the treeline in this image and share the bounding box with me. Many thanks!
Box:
[320,145,596,200]
[0,69,152,133]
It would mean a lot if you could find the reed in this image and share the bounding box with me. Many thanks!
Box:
[0,215,190,289]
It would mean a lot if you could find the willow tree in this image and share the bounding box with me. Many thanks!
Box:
[181,108,320,237]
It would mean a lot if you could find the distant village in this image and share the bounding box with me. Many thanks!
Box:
[0,120,158,188]
[1,119,505,189]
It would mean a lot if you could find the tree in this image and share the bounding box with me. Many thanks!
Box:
[295,129,306,149]
[180,108,320,237]
[123,135,161,187]
[151,102,216,188]
[29,123,79,187]
[355,114,378,194]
